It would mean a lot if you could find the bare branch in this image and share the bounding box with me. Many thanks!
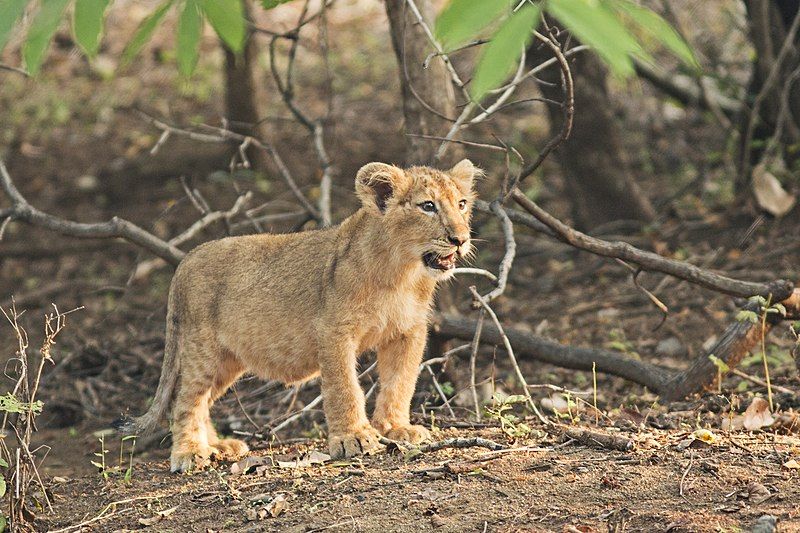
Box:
[509,188,794,300]
[134,110,322,222]
[0,160,185,266]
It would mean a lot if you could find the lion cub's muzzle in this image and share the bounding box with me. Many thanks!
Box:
[422,237,469,272]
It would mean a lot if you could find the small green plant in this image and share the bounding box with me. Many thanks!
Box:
[484,394,534,439]
[708,354,730,393]
[737,296,788,411]
[605,329,640,358]
[91,434,137,482]
[91,435,109,480]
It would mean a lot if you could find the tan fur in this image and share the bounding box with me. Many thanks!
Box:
[125,160,478,472]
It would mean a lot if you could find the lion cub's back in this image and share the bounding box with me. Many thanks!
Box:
[170,231,335,378]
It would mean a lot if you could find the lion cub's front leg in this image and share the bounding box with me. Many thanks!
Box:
[319,338,382,459]
[372,326,431,444]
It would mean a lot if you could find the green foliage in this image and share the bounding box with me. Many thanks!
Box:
[3,0,250,76]
[0,392,43,414]
[198,0,244,53]
[122,0,174,66]
[434,0,508,50]
[736,309,759,324]
[708,354,730,373]
[484,394,534,439]
[609,0,697,68]
[470,3,540,101]
[73,0,110,56]
[0,0,28,51]
[435,0,697,102]
[261,0,292,9]
[547,0,646,77]
[177,0,202,76]
[22,0,70,74]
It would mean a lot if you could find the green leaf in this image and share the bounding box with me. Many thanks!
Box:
[736,310,759,324]
[0,475,5,499]
[73,0,110,57]
[435,0,507,49]
[22,0,71,74]
[547,0,643,77]
[177,0,202,76]
[199,0,244,53]
[0,457,7,468]
[708,354,730,373]
[470,3,540,101]
[0,513,6,533]
[610,0,698,68]
[0,0,29,53]
[122,0,173,65]
[261,0,292,9]
[503,394,529,405]
[0,393,42,414]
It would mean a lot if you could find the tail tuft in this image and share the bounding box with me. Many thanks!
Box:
[112,415,138,434]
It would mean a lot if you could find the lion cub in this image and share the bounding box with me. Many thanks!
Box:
[120,160,477,472]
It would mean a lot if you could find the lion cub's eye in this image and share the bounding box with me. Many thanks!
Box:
[458,199,468,211]
[419,201,437,213]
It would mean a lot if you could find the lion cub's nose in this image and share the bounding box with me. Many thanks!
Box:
[447,234,467,247]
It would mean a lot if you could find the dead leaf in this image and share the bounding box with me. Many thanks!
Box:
[743,398,775,431]
[752,161,796,217]
[266,494,288,518]
[231,456,270,475]
[138,506,178,526]
[782,459,800,470]
[746,482,772,504]
[276,450,330,468]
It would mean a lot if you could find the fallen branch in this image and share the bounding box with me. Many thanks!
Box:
[563,427,635,452]
[433,312,674,393]
[418,437,507,452]
[661,289,800,401]
[510,188,794,301]
[435,289,800,401]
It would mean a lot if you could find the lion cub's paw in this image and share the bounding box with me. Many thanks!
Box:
[383,424,431,444]
[212,438,250,460]
[329,427,382,459]
[170,446,213,473]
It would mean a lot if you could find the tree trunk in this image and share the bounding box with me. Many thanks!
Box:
[384,0,461,166]
[526,41,656,229]
[737,0,800,192]
[222,0,269,170]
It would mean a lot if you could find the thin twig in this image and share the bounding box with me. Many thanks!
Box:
[469,287,549,425]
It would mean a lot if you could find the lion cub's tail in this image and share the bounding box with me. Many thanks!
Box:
[113,290,181,436]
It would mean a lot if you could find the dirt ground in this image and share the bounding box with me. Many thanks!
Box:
[41,425,800,532]
[1,0,799,531]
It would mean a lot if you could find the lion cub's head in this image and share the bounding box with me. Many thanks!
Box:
[355,159,479,278]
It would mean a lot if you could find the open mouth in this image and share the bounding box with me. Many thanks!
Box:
[423,251,457,271]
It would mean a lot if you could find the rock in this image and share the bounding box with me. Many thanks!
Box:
[655,337,687,358]
[751,515,778,533]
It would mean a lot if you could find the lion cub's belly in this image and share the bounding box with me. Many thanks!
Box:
[218,320,321,384]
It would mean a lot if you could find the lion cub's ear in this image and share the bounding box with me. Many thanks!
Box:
[355,162,411,213]
[449,159,481,192]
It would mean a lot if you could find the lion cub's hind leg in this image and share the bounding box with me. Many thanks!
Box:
[206,353,249,461]
[169,343,245,473]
